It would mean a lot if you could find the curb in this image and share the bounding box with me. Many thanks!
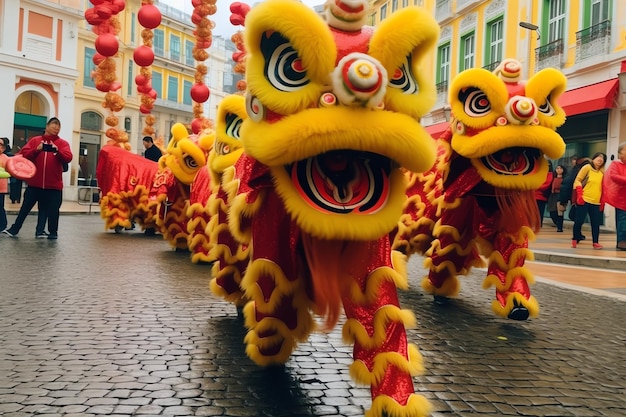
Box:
[533,250,626,270]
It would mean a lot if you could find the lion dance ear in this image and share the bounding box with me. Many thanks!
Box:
[369,7,440,119]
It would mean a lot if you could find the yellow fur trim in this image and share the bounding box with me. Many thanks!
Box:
[366,393,431,417]
[491,293,539,318]
[244,0,336,115]
[421,275,460,298]
[346,266,407,306]
[160,123,208,185]
[211,95,246,175]
[482,266,536,291]
[242,107,436,176]
[369,7,439,118]
[449,68,509,130]
[271,167,407,240]
[241,259,300,312]
[350,344,424,387]
[484,247,535,273]
[227,190,265,244]
[342,306,417,348]
[525,68,567,129]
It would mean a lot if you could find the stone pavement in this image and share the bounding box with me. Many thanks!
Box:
[0,214,624,416]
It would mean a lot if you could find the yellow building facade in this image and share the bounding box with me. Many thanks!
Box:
[371,0,626,230]
[0,0,232,200]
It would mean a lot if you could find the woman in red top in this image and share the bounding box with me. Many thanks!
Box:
[535,160,554,228]
[602,142,626,250]
[548,164,567,232]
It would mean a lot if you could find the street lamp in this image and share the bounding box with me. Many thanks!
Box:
[519,21,541,78]
[519,21,541,40]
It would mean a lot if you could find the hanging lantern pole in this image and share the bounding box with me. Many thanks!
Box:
[189,0,217,134]
[85,0,129,149]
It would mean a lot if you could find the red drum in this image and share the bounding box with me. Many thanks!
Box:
[5,155,37,180]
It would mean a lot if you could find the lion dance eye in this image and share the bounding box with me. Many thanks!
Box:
[246,94,265,122]
[537,97,556,116]
[261,31,309,92]
[460,87,491,117]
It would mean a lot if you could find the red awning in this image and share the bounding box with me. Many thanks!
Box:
[425,121,449,139]
[559,79,619,117]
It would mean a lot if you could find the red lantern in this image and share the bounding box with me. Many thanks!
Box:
[191,118,203,134]
[135,74,148,86]
[138,4,162,29]
[147,89,157,99]
[93,53,106,66]
[133,45,155,67]
[140,104,152,114]
[190,83,210,103]
[95,33,119,57]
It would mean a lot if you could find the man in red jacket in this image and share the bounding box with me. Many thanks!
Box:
[2,117,73,239]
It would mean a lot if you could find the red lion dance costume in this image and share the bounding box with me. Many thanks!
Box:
[394,59,567,320]
[219,1,440,416]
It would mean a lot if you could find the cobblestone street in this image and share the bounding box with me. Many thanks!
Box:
[1,215,624,416]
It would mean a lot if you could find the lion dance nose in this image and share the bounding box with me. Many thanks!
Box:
[332,52,387,108]
[506,96,538,124]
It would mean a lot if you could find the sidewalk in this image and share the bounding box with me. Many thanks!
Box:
[7,200,625,268]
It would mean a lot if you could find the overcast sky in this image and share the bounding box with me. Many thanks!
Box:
[158,0,323,38]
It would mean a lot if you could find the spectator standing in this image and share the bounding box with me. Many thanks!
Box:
[535,160,553,228]
[0,138,10,230]
[142,136,162,163]
[571,152,607,249]
[2,117,72,239]
[559,157,590,224]
[602,142,626,251]
[548,164,567,232]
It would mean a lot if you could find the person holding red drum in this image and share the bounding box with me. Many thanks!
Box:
[2,118,72,239]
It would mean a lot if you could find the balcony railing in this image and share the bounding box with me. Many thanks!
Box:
[536,39,563,70]
[436,80,449,94]
[576,20,611,62]
[482,61,500,72]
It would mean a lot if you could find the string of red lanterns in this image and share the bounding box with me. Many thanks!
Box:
[134,0,161,141]
[229,2,250,94]
[84,0,129,149]
[189,0,217,134]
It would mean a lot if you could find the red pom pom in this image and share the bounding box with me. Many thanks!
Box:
[191,118,203,134]
[93,53,106,66]
[138,4,162,29]
[133,45,155,67]
[190,83,210,103]
[95,33,119,57]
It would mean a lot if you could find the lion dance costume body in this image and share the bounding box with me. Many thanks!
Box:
[394,59,566,320]
[218,1,440,416]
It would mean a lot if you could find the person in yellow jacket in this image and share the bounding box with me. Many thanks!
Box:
[572,152,607,249]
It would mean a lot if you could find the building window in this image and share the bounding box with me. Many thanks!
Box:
[80,111,102,131]
[154,29,164,56]
[183,80,192,105]
[170,35,180,61]
[392,0,398,12]
[152,71,163,98]
[185,40,194,66]
[167,76,178,102]
[486,17,503,66]
[590,0,610,25]
[437,43,450,92]
[83,47,96,89]
[380,4,387,20]
[547,0,565,42]
[130,12,136,45]
[402,0,409,7]
[460,32,475,71]
[127,60,133,97]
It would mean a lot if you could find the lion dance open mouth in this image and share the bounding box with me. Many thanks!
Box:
[395,58,567,321]
[216,0,440,416]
